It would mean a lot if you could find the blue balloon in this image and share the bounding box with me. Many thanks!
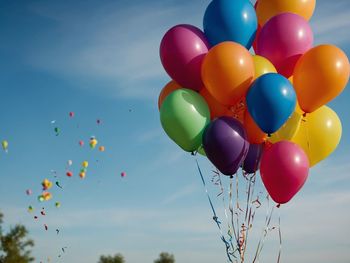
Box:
[246,73,296,134]
[203,0,257,49]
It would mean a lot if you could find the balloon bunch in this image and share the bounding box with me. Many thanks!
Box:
[159,0,349,205]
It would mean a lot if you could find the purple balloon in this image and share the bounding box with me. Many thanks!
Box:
[242,143,264,174]
[203,117,249,176]
[257,13,313,78]
[160,24,210,92]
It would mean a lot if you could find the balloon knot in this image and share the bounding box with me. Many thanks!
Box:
[277,204,281,208]
[267,133,272,138]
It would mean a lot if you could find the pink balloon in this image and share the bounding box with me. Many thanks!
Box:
[260,141,309,204]
[160,24,210,91]
[257,13,313,78]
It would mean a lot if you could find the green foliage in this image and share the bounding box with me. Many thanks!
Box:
[0,211,34,263]
[154,252,175,263]
[98,253,125,263]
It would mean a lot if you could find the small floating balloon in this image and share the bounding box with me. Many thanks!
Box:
[89,138,98,149]
[54,127,60,136]
[66,171,73,177]
[79,140,84,147]
[97,119,101,125]
[28,206,34,213]
[99,146,105,152]
[38,195,45,202]
[121,172,126,178]
[26,189,33,195]
[79,172,86,179]
[82,161,89,168]
[2,140,8,152]
[69,112,74,117]
[42,192,52,201]
[67,160,73,166]
[41,179,53,190]
[55,202,61,208]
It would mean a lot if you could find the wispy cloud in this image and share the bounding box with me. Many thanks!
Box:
[162,183,199,205]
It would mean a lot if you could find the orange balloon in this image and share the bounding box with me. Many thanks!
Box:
[200,88,229,119]
[243,110,267,144]
[202,41,255,106]
[158,81,181,109]
[256,0,316,26]
[294,45,350,113]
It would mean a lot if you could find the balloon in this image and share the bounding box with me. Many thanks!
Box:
[79,172,86,179]
[42,179,53,190]
[203,0,257,48]
[252,55,277,80]
[260,141,309,204]
[257,13,313,77]
[158,81,181,109]
[79,140,84,147]
[66,171,73,177]
[160,89,210,152]
[160,24,210,91]
[69,112,74,117]
[200,88,245,121]
[200,88,230,120]
[293,45,350,113]
[1,140,8,152]
[55,202,61,208]
[121,172,126,178]
[203,117,249,175]
[90,137,98,149]
[268,111,302,143]
[99,146,105,152]
[197,145,206,156]
[243,110,267,144]
[253,25,261,53]
[202,41,255,106]
[246,73,296,134]
[256,0,316,26]
[67,160,73,166]
[82,161,89,168]
[243,143,264,174]
[291,106,342,167]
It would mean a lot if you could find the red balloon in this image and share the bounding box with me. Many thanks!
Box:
[260,141,309,204]
[160,24,210,91]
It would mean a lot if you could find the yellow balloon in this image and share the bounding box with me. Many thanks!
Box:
[268,111,302,143]
[82,161,89,168]
[291,106,342,167]
[256,0,316,26]
[252,55,277,80]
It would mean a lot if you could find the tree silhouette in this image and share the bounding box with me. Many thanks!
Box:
[0,211,34,263]
[154,252,175,263]
[98,253,125,263]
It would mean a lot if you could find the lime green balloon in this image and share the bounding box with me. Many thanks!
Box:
[197,145,207,156]
[160,89,210,152]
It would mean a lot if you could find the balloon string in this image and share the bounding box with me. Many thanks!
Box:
[252,195,274,263]
[302,116,311,156]
[277,208,282,263]
[195,159,234,263]
[229,176,239,245]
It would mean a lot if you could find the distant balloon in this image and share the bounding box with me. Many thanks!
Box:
[79,172,86,179]
[26,189,33,195]
[67,160,73,166]
[55,202,61,208]
[28,206,34,213]
[66,171,73,177]
[69,112,74,117]
[82,161,89,168]
[99,146,105,152]
[79,140,84,147]
[42,179,53,191]
[2,140,8,152]
[54,127,60,136]
[121,172,126,178]
[89,138,98,149]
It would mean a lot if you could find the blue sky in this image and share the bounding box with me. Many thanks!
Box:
[0,0,349,262]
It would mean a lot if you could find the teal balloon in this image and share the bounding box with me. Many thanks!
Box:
[160,89,210,152]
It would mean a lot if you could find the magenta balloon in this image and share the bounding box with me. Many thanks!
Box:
[257,13,313,78]
[160,24,210,92]
[260,141,309,204]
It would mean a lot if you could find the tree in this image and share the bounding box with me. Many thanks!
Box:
[154,252,175,263]
[0,211,34,263]
[98,253,125,263]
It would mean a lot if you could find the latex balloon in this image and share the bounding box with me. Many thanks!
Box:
[82,161,89,168]
[243,110,267,144]
[158,81,181,109]
[200,88,230,120]
[268,111,302,143]
[203,117,249,175]
[203,0,257,48]
[256,0,316,26]
[202,41,255,106]
[247,73,296,134]
[291,106,342,167]
[242,143,264,174]
[160,89,210,152]
[252,55,277,80]
[293,45,350,113]
[197,145,206,157]
[66,171,73,177]
[260,141,309,204]
[160,24,210,91]
[79,172,86,179]
[257,13,313,77]
[2,140,8,151]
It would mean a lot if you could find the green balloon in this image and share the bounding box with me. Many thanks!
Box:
[160,89,210,152]
[197,145,207,156]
